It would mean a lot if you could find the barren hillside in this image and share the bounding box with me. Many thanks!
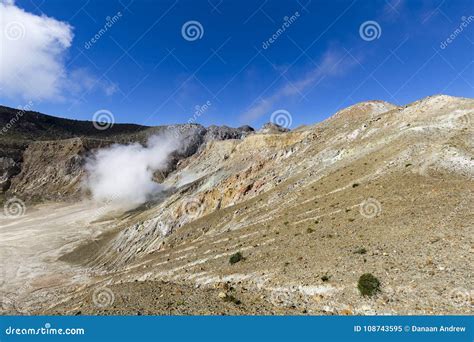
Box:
[0,95,472,315]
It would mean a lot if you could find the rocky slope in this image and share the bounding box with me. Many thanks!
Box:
[0,95,472,315]
[0,106,253,200]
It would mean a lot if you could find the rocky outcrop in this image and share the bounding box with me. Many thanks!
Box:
[8,138,104,200]
[2,95,474,316]
[0,157,20,192]
[79,95,474,281]
[0,108,255,200]
[259,122,290,134]
[0,141,26,193]
[204,125,254,141]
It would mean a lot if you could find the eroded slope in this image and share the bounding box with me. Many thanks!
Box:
[42,95,473,315]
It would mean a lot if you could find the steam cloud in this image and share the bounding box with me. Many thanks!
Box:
[84,134,180,208]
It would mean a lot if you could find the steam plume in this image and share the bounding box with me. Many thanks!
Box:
[84,133,179,208]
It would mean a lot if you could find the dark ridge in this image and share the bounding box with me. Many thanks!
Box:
[0,105,150,142]
[0,105,255,198]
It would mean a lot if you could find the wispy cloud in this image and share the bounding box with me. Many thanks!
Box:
[67,68,118,98]
[240,47,360,124]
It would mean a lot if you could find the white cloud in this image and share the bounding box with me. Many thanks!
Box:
[0,1,72,100]
[0,1,116,101]
[240,48,360,123]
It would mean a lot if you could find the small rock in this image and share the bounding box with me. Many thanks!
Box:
[312,294,324,302]
[340,308,352,315]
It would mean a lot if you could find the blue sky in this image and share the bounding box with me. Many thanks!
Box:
[1,0,473,129]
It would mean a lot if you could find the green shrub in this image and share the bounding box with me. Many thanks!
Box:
[229,252,244,265]
[357,273,380,296]
[321,274,330,282]
[354,247,367,255]
[224,294,241,305]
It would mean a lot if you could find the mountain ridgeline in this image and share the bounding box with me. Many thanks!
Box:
[0,105,254,198]
[0,95,473,315]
